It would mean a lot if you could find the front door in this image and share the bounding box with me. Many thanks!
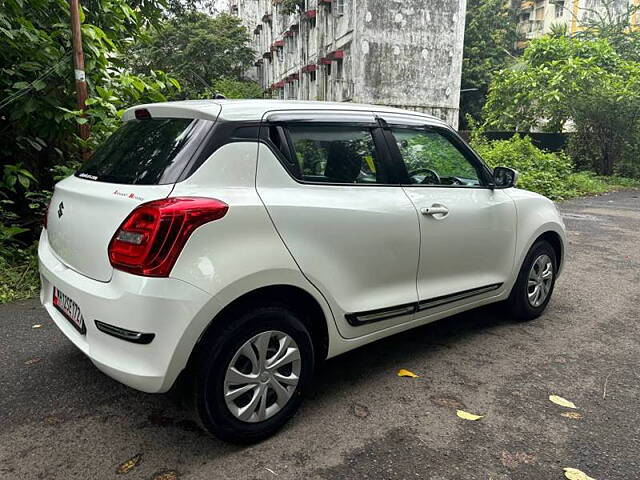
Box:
[255,111,421,338]
[382,121,517,315]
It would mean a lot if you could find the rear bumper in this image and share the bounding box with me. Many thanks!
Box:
[38,231,212,393]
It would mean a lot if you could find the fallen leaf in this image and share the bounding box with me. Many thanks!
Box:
[549,395,577,409]
[561,412,582,420]
[32,324,42,329]
[456,409,483,421]
[397,369,419,378]
[563,467,595,480]
[24,358,41,365]
[116,454,142,474]
[352,403,370,418]
[152,470,179,480]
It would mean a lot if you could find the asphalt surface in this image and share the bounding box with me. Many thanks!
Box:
[1,190,639,480]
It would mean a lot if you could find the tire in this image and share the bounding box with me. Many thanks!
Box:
[188,303,314,443]
[507,240,557,321]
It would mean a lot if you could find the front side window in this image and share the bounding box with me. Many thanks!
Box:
[392,128,483,187]
[287,125,387,184]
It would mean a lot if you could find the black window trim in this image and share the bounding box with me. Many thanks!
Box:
[257,120,404,187]
[379,121,495,189]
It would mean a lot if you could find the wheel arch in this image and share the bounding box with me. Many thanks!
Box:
[188,284,330,368]
[536,230,564,273]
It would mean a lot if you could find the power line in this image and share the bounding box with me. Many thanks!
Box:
[0,51,72,111]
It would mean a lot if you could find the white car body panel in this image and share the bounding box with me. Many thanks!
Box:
[45,176,172,282]
[402,187,517,307]
[38,100,567,394]
[38,231,213,392]
[255,143,421,339]
[504,188,567,276]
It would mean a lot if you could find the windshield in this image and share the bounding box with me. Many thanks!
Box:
[76,118,213,185]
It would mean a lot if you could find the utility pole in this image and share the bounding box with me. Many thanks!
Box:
[70,0,90,158]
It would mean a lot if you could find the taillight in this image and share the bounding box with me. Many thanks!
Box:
[108,197,228,277]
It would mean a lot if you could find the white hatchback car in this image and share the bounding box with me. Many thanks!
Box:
[39,100,565,442]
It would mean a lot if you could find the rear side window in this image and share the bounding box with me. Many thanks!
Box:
[76,118,214,185]
[286,125,388,184]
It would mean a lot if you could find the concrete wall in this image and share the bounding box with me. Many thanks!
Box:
[353,0,466,126]
[231,0,466,128]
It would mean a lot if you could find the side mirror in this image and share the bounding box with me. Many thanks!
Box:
[493,167,519,188]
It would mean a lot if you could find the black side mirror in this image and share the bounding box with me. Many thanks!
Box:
[493,167,519,188]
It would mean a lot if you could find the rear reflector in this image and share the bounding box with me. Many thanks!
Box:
[95,320,155,344]
[108,197,228,277]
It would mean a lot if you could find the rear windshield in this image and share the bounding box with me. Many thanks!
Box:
[76,118,214,185]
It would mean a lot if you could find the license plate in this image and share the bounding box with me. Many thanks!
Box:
[53,287,85,334]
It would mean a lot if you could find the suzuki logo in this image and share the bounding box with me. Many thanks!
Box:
[57,201,64,219]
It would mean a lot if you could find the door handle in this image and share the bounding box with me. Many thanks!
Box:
[420,205,449,217]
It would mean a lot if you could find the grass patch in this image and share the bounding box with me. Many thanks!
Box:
[0,244,40,304]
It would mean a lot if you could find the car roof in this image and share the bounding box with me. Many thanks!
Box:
[121,99,448,127]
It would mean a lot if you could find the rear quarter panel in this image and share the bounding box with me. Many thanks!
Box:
[167,142,339,358]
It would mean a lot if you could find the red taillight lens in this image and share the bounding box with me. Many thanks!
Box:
[108,197,228,277]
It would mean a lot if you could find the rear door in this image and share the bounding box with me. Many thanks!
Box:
[46,116,215,282]
[255,111,420,339]
[379,116,517,315]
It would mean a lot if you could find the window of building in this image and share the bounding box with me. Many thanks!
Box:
[555,0,565,18]
[333,0,346,16]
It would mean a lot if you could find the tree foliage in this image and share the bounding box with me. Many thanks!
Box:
[128,12,259,98]
[0,0,184,261]
[482,36,640,174]
[460,0,518,128]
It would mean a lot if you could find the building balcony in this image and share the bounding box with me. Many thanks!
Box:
[520,1,534,12]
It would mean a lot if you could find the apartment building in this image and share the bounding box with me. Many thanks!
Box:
[230,0,467,127]
[516,0,639,46]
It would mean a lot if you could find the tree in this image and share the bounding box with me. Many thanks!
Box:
[128,12,260,98]
[482,36,640,175]
[575,0,640,61]
[0,0,180,232]
[460,0,518,128]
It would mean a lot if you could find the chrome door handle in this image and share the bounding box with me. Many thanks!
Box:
[420,205,449,217]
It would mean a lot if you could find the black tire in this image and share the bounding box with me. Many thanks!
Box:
[188,303,314,444]
[507,240,557,321]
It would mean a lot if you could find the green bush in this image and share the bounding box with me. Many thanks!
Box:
[472,134,574,199]
[471,134,640,200]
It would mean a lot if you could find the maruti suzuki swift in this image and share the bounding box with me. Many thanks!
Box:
[39,100,566,443]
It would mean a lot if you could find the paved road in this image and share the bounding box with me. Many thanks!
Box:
[1,190,639,480]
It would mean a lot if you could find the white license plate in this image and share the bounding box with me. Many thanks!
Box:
[53,287,85,333]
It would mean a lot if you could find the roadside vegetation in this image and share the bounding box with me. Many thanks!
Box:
[1,0,640,303]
